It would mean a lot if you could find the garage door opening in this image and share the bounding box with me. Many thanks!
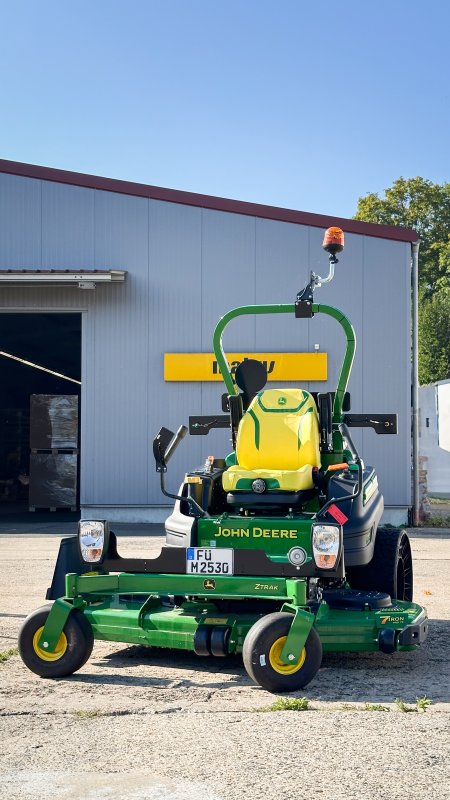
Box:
[0,313,81,519]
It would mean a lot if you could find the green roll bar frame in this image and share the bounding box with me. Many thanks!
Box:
[213,302,356,424]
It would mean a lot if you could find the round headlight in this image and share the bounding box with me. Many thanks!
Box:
[288,546,307,567]
[78,520,109,564]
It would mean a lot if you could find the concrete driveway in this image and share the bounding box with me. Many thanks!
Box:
[1,529,449,800]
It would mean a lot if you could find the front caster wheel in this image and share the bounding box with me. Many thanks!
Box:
[242,612,322,693]
[18,604,94,678]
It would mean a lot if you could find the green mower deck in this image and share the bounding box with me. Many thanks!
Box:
[35,570,428,665]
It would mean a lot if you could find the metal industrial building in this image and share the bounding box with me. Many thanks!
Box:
[0,160,418,523]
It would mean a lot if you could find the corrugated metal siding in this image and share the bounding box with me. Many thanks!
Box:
[199,210,256,460]
[0,173,42,267]
[86,190,150,504]
[42,182,95,269]
[361,238,411,505]
[147,200,203,492]
[0,173,412,512]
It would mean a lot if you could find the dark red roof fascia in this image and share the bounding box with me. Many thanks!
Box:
[0,159,418,243]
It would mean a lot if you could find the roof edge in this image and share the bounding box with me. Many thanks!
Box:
[0,159,419,243]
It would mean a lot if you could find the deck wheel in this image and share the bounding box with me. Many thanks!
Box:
[242,612,322,693]
[18,604,94,678]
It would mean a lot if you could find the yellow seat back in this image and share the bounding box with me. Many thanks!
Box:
[236,388,320,471]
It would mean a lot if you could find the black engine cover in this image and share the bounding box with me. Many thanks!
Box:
[326,467,384,568]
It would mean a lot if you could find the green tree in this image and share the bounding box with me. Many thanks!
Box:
[419,290,450,384]
[355,177,450,383]
[355,176,450,292]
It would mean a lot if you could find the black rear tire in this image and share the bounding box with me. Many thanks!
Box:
[18,604,94,678]
[243,612,322,693]
[347,527,413,601]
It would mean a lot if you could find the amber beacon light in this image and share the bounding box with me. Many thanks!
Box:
[322,227,345,255]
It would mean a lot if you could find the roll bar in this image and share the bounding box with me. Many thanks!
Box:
[212,303,356,424]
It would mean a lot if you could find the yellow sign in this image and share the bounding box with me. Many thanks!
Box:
[164,353,327,382]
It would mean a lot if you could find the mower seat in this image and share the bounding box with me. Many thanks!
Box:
[222,388,321,495]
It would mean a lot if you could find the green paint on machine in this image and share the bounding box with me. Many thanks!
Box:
[197,516,314,556]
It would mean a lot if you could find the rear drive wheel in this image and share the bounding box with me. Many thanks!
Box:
[243,612,322,693]
[18,604,94,678]
[347,528,413,601]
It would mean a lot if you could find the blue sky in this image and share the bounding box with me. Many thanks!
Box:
[1,0,449,217]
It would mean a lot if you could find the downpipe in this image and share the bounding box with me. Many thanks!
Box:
[411,240,420,526]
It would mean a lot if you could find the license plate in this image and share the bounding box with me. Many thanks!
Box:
[186,547,234,576]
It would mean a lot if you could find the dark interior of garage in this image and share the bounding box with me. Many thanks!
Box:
[0,313,81,516]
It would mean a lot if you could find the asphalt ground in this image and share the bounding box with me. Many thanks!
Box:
[1,528,449,800]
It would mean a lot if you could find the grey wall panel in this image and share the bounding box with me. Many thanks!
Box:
[199,209,257,458]
[83,191,150,504]
[0,174,42,268]
[42,182,95,269]
[201,209,256,352]
[147,200,203,499]
[361,238,411,505]
[255,217,309,354]
[0,286,90,310]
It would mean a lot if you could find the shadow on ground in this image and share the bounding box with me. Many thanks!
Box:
[60,618,450,705]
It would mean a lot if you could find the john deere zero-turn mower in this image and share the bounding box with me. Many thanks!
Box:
[18,227,428,692]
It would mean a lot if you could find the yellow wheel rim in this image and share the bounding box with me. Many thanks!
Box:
[32,626,68,662]
[268,636,306,675]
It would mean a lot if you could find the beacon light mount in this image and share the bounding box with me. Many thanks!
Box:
[295,227,345,316]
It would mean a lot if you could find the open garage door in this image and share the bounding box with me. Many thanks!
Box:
[0,313,81,519]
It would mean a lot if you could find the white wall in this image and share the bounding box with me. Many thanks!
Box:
[419,382,450,497]
[437,382,450,452]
